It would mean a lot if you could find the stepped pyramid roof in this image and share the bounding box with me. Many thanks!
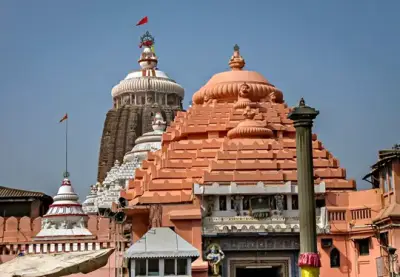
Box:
[122,45,355,205]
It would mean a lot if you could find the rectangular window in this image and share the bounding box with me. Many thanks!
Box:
[243,196,251,210]
[164,259,175,275]
[219,196,227,211]
[357,238,370,256]
[388,165,393,190]
[292,195,299,210]
[148,259,159,276]
[135,259,146,276]
[177,259,188,275]
[382,168,388,192]
[316,198,326,208]
[380,232,389,247]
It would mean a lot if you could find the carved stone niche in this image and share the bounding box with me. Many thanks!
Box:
[146,92,155,104]
[167,94,175,105]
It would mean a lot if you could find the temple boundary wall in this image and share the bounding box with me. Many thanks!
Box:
[0,215,118,243]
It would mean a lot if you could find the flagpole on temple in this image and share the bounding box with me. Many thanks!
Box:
[59,113,69,178]
[65,115,68,177]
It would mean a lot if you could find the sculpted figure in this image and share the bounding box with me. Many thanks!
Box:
[60,220,68,229]
[76,217,86,228]
[205,244,225,276]
[149,204,162,228]
[232,195,243,216]
[206,196,214,217]
[275,194,284,213]
[41,218,51,229]
[239,82,251,99]
[203,92,212,105]
[269,91,276,103]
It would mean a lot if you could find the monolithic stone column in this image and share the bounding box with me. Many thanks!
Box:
[288,98,321,277]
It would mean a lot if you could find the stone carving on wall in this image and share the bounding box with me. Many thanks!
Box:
[239,82,251,99]
[123,96,130,105]
[232,196,243,216]
[205,243,225,277]
[41,218,50,229]
[167,94,174,105]
[274,194,284,215]
[269,91,276,103]
[149,204,162,228]
[205,196,214,217]
[211,236,300,252]
[147,94,154,104]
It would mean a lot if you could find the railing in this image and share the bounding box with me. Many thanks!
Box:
[328,210,346,221]
[327,208,372,223]
[351,208,372,220]
[0,241,128,256]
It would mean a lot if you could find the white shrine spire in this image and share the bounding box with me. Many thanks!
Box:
[35,177,94,241]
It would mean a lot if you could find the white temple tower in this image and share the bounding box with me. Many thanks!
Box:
[35,178,94,241]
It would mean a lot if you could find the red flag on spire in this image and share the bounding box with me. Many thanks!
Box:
[136,16,148,26]
[59,113,68,123]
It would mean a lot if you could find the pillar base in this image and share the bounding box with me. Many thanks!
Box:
[300,266,319,277]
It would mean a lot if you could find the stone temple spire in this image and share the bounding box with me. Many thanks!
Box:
[98,31,184,183]
[35,177,94,241]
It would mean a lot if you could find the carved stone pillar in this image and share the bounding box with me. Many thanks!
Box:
[288,98,320,277]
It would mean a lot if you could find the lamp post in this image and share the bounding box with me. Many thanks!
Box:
[288,98,321,277]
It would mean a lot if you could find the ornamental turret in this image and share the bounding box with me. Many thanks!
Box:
[85,113,167,214]
[35,177,93,240]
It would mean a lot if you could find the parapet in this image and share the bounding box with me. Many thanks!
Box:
[0,215,122,243]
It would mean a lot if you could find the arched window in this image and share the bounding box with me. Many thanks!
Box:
[330,248,340,268]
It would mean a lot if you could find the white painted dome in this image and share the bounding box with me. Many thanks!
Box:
[111,45,184,98]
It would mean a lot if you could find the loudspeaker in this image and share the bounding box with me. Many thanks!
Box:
[115,211,127,224]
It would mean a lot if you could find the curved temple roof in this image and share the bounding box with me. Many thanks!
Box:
[123,45,355,206]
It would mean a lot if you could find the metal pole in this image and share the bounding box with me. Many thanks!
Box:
[65,116,68,175]
[288,98,320,277]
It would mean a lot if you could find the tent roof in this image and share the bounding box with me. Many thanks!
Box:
[0,249,114,277]
[125,227,199,259]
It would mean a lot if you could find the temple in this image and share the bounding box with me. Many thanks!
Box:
[0,176,114,277]
[1,38,400,277]
[120,45,400,277]
[97,31,184,182]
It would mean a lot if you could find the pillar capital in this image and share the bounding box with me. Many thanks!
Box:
[287,98,319,127]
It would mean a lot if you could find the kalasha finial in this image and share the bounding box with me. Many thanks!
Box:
[63,171,70,178]
[229,44,245,71]
[299,98,306,107]
[139,31,155,48]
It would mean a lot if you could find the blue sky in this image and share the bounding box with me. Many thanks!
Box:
[0,0,399,199]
